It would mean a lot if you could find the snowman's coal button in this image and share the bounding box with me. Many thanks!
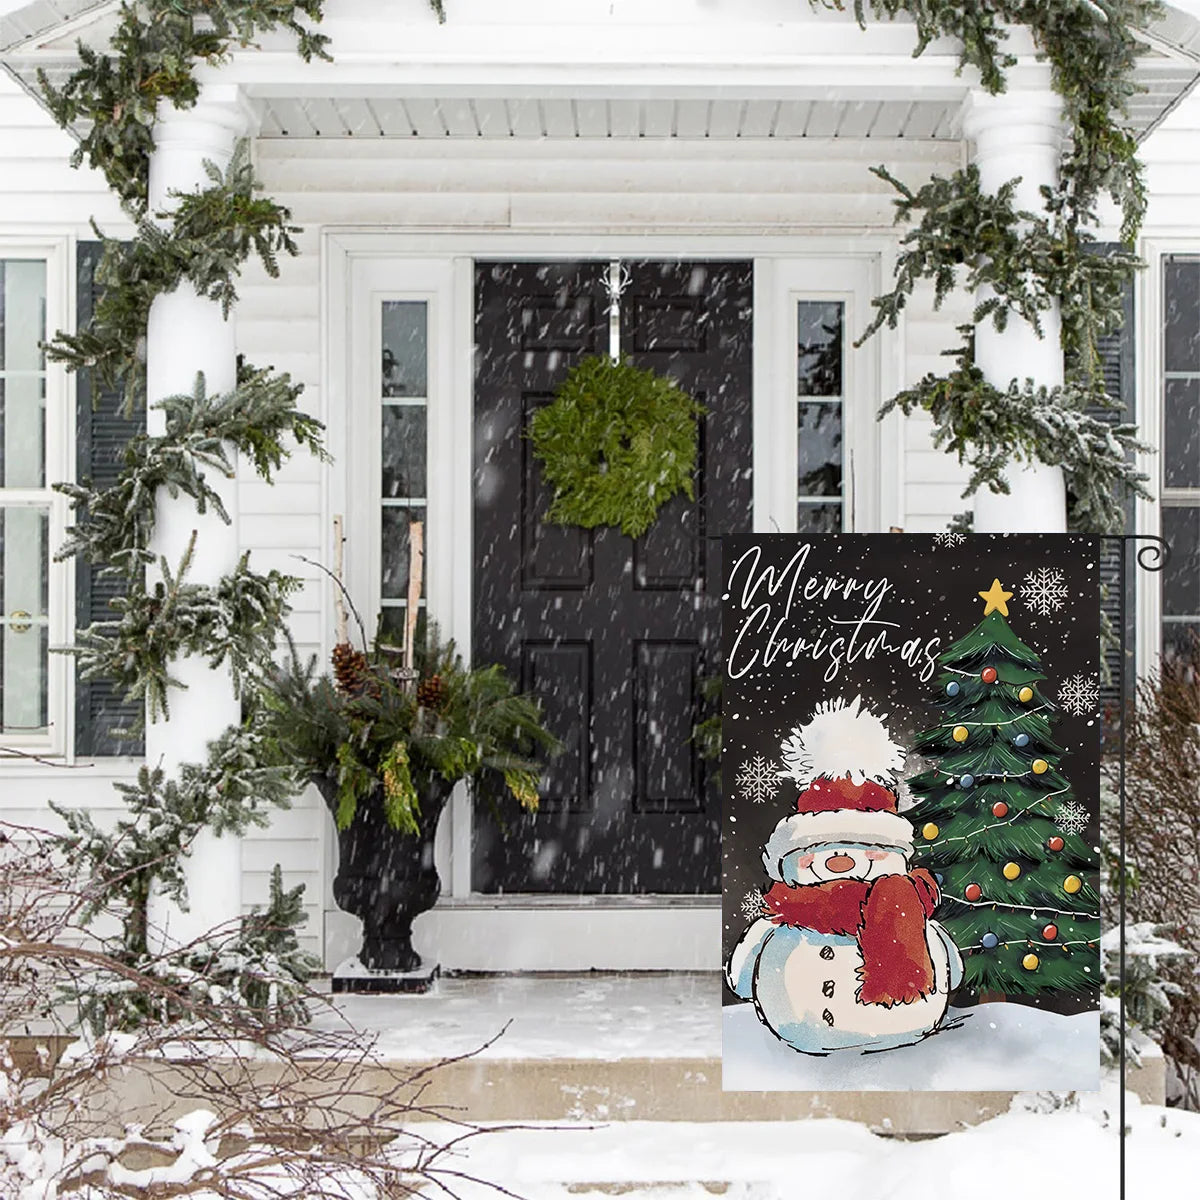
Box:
[822,979,835,998]
[822,1008,835,1026]
[819,945,835,961]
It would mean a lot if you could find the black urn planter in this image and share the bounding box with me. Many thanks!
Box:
[315,774,454,975]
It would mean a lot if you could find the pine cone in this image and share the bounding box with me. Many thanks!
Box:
[332,642,370,696]
[417,673,446,711]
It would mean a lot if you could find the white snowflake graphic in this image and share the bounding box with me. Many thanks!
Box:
[1020,566,1068,617]
[741,890,766,920]
[934,532,966,549]
[1055,800,1090,836]
[736,754,781,805]
[1059,673,1100,717]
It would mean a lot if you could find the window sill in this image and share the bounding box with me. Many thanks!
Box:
[0,754,143,780]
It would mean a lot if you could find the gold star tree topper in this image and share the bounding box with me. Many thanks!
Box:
[978,578,1013,616]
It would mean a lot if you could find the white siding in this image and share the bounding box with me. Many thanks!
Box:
[1142,88,1200,234]
[0,70,127,234]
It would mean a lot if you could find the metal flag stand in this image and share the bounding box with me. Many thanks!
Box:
[1099,532,1169,1198]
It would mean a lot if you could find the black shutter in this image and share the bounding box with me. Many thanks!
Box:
[74,241,145,756]
[1089,246,1137,711]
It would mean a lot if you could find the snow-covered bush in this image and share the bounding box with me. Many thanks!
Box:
[0,822,498,1198]
[1103,648,1200,1107]
[1100,922,1191,1069]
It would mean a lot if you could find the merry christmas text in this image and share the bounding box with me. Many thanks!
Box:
[727,543,941,683]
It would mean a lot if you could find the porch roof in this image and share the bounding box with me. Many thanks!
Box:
[2,0,1200,145]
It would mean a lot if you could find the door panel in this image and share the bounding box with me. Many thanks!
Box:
[472,260,752,893]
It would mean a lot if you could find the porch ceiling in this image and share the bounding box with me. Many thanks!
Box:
[2,1,1200,146]
[253,95,964,141]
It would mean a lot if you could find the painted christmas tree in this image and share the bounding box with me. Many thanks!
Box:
[907,578,1099,1003]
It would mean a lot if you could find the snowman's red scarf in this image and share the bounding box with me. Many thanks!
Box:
[763,870,940,1007]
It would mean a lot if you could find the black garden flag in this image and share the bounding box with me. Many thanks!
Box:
[721,534,1102,1092]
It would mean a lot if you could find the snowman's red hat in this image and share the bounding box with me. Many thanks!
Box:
[761,774,914,881]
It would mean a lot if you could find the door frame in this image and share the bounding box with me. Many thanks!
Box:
[324,230,901,969]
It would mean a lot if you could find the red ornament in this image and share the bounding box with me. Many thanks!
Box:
[1043,924,1059,941]
[981,667,998,684]
[991,801,1009,818]
[964,883,983,902]
[1047,835,1065,852]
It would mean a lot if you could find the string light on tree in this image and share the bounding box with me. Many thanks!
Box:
[907,576,1100,1004]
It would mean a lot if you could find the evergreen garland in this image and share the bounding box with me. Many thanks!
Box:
[38,0,331,1026]
[821,0,1161,528]
[880,341,1151,531]
[45,145,303,414]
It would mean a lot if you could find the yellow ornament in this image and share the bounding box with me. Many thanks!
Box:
[1022,953,1040,971]
[1018,686,1035,703]
[952,725,969,743]
[1063,874,1082,894]
[978,578,1014,616]
[922,823,939,841]
[1032,758,1049,775]
[1003,861,1021,881]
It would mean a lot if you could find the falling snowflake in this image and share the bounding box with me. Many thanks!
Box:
[1020,566,1068,617]
[736,754,781,804]
[934,532,965,549]
[741,890,766,920]
[1059,673,1100,717]
[1055,800,1090,836]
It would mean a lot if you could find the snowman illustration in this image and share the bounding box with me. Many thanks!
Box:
[726,696,963,1055]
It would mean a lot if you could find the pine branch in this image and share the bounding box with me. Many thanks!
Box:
[39,1,330,210]
[55,369,326,576]
[68,537,301,723]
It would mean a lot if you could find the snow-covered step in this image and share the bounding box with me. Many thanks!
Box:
[412,1098,1200,1200]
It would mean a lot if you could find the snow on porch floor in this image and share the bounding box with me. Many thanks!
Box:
[311,972,721,1063]
[310,971,1111,1094]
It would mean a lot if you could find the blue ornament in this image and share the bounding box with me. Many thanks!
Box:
[981,932,999,950]
[1013,733,1030,748]
[935,873,944,886]
[959,773,976,789]
[946,681,961,697]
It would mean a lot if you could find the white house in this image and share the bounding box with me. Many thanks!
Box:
[0,0,1198,977]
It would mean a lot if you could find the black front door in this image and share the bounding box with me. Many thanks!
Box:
[472,261,752,893]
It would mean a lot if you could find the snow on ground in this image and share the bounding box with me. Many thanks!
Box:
[724,999,1100,1091]
[426,1085,1198,1200]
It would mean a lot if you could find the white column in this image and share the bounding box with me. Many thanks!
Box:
[144,86,253,952]
[963,82,1067,533]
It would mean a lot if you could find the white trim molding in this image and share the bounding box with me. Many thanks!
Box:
[323,230,897,968]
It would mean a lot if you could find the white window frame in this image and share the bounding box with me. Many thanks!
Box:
[1136,238,1192,678]
[0,237,73,761]
[756,255,887,534]
[325,232,901,969]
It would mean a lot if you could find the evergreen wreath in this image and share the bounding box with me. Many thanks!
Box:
[529,355,704,539]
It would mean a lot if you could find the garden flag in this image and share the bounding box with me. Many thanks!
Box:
[721,534,1102,1092]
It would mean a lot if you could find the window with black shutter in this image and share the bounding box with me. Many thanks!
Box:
[1160,255,1200,664]
[74,241,145,757]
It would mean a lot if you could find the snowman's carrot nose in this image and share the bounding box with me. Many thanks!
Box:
[825,854,856,874]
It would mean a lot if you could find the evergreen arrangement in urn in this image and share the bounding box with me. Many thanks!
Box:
[265,630,558,836]
[262,629,559,972]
